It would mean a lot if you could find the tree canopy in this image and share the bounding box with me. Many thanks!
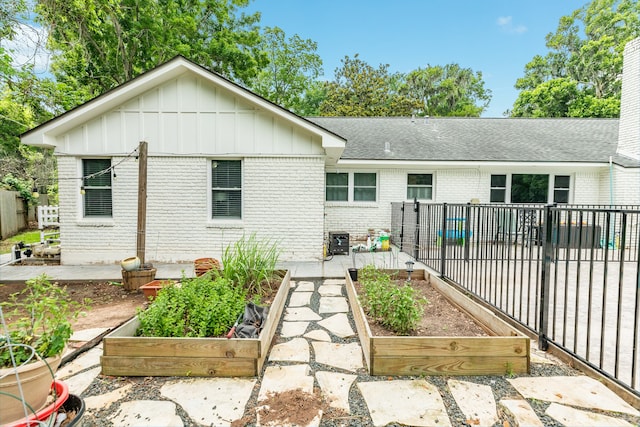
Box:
[35,0,267,108]
[249,26,323,115]
[511,0,640,118]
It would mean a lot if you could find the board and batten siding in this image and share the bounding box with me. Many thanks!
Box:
[54,73,327,264]
[56,74,324,157]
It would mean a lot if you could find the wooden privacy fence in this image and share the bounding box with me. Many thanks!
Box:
[0,190,47,240]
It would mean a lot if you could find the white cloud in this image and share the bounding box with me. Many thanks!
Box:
[497,16,527,34]
[1,21,52,75]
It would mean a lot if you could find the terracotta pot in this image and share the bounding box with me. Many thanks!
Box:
[194,258,221,277]
[139,279,176,299]
[120,256,141,272]
[0,352,63,424]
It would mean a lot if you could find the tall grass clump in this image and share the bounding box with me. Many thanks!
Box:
[222,233,282,296]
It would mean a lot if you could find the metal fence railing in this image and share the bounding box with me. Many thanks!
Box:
[391,202,640,397]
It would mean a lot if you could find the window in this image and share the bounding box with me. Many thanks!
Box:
[490,173,572,203]
[511,174,549,203]
[553,175,570,203]
[212,160,241,219]
[325,172,377,202]
[354,173,376,201]
[407,174,433,200]
[326,173,348,201]
[490,175,506,203]
[82,159,112,217]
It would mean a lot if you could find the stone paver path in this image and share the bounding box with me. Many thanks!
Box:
[52,277,640,427]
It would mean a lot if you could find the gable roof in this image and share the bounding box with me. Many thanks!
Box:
[21,56,346,162]
[309,116,638,167]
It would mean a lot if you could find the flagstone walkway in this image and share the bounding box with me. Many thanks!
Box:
[56,278,640,426]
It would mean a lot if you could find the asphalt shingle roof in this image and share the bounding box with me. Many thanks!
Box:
[309,117,626,164]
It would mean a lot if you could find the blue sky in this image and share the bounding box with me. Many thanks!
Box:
[246,0,589,117]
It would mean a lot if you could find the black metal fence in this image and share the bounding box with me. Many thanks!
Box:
[391,202,640,396]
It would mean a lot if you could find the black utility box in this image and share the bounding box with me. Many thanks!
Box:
[328,232,349,255]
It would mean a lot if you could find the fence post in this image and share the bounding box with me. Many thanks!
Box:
[539,204,554,351]
[464,203,471,262]
[400,203,406,252]
[440,203,448,278]
[413,198,420,260]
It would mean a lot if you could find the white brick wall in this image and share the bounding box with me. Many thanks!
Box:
[618,37,640,160]
[324,167,615,240]
[59,155,325,264]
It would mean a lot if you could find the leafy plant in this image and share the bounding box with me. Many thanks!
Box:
[137,274,248,338]
[221,233,282,296]
[0,275,82,368]
[357,265,426,335]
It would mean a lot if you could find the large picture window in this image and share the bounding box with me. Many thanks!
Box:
[212,160,241,219]
[490,173,572,204]
[407,174,433,200]
[82,159,112,217]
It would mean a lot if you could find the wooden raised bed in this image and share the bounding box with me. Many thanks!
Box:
[346,269,530,376]
[101,270,291,377]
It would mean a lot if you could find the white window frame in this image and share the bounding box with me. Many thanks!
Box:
[209,159,243,223]
[81,158,113,218]
[489,173,573,204]
[325,171,378,203]
[406,173,434,201]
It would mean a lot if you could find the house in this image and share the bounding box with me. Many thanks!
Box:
[21,38,640,265]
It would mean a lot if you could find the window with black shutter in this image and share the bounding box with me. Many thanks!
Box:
[83,159,112,217]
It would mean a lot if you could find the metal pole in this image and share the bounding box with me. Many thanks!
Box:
[538,204,554,351]
[413,198,420,260]
[440,203,448,278]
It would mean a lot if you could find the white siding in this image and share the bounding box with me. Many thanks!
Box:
[59,156,325,264]
[324,167,612,241]
[54,74,323,158]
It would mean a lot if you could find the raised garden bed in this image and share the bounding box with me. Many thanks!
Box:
[101,270,290,377]
[345,268,530,376]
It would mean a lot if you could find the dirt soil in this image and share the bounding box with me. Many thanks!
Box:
[354,278,489,336]
[0,281,148,331]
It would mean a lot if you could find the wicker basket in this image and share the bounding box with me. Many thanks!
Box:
[194,258,221,277]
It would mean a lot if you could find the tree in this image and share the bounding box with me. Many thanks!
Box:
[512,0,640,118]
[403,64,491,117]
[249,26,323,115]
[0,0,57,198]
[319,54,420,117]
[35,0,267,107]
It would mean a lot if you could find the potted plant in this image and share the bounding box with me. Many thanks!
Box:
[0,274,82,425]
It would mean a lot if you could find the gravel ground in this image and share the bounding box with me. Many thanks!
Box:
[75,278,637,427]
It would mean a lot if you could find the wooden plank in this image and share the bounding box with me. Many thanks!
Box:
[372,355,529,376]
[103,336,260,358]
[259,270,290,355]
[429,275,521,337]
[345,269,372,370]
[101,355,256,377]
[105,316,140,337]
[372,336,530,358]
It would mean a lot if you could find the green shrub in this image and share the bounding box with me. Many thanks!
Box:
[357,265,426,335]
[222,233,281,296]
[137,274,247,338]
[0,275,83,367]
